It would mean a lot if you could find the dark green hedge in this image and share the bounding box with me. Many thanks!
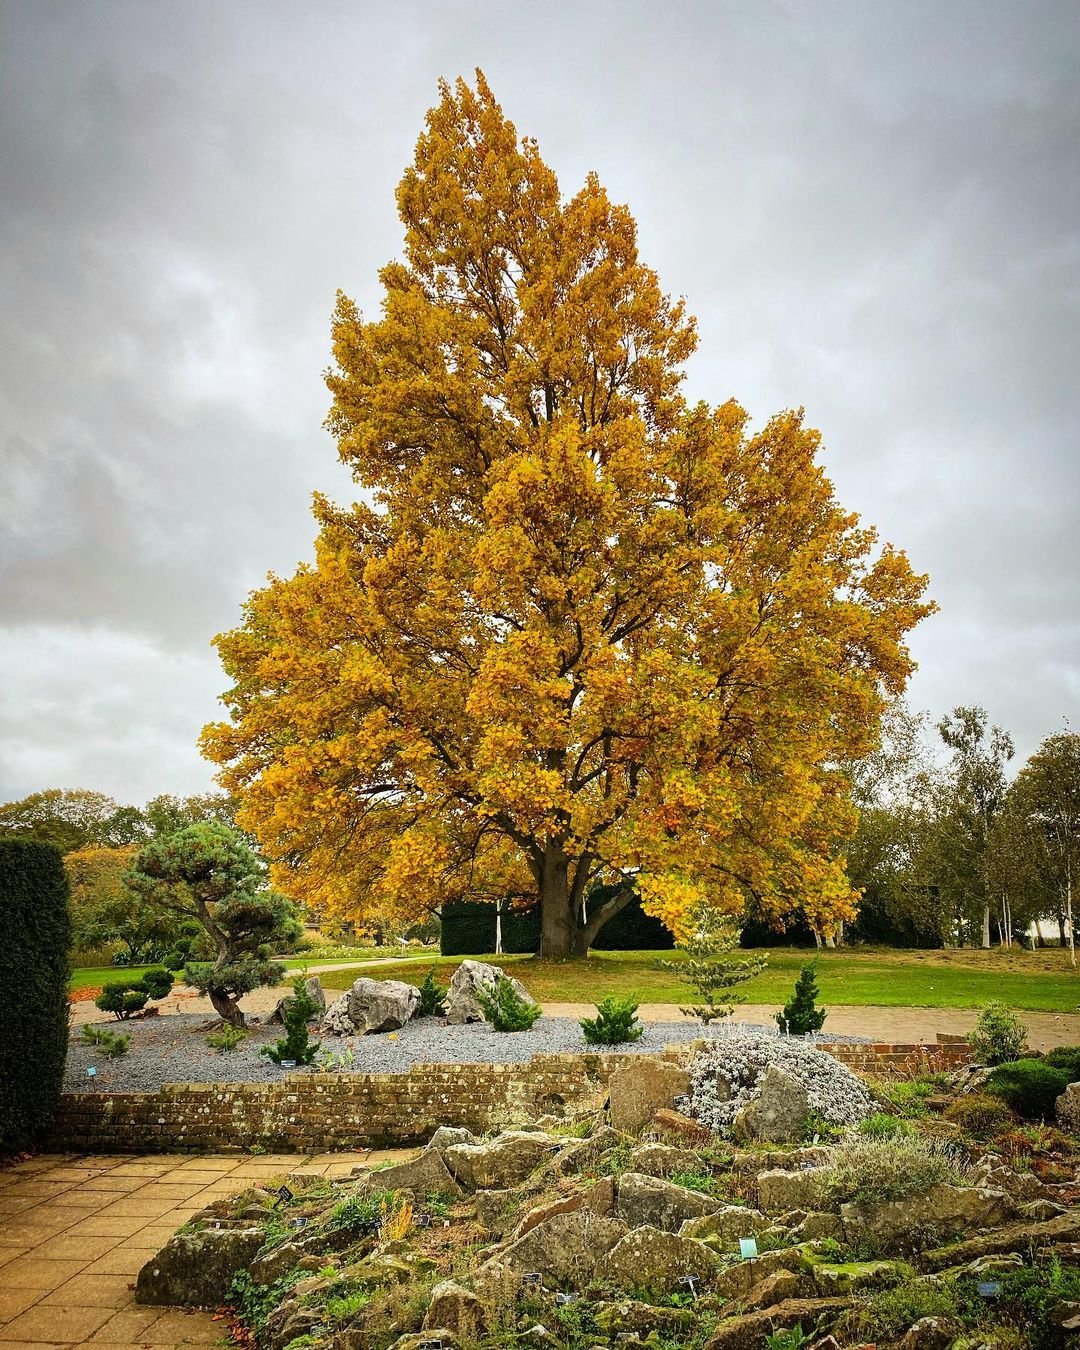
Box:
[439,886,674,955]
[588,883,674,950]
[0,840,71,1155]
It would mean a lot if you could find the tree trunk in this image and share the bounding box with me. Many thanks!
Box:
[981,903,991,948]
[208,986,245,1027]
[1067,873,1076,969]
[538,846,579,960]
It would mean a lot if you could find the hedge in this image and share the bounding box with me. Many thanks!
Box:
[439,886,674,955]
[0,839,71,1154]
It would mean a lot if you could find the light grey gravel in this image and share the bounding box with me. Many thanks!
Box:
[64,1014,871,1094]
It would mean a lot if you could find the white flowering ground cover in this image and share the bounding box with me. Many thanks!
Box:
[688,1031,878,1133]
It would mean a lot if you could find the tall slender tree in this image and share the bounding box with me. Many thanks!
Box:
[201,73,933,959]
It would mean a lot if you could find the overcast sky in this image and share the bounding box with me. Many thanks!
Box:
[1,0,1078,805]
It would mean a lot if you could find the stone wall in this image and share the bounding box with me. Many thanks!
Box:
[50,1041,971,1154]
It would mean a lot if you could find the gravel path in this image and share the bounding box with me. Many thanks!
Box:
[63,1013,871,1094]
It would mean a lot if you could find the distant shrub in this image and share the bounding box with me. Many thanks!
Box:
[987,1059,1070,1121]
[942,1092,1015,1139]
[969,1002,1028,1066]
[823,1134,968,1208]
[94,966,174,1019]
[858,1112,914,1140]
[475,974,541,1032]
[417,968,447,1018]
[581,996,644,1045]
[0,840,71,1155]
[1043,1045,1080,1081]
[776,963,827,1036]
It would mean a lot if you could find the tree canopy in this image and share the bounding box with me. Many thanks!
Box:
[201,72,933,958]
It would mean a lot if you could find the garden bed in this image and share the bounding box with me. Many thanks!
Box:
[63,1014,873,1094]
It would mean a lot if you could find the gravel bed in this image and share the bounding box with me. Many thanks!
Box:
[64,1013,871,1094]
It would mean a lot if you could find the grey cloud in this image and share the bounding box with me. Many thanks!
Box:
[1,0,1077,800]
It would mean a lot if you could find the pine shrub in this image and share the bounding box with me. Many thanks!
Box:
[580,996,644,1045]
[1043,1045,1080,1081]
[987,1059,1070,1121]
[417,967,447,1017]
[776,962,827,1036]
[941,1092,1015,1139]
[475,974,541,1032]
[262,975,321,1065]
[968,1002,1028,1066]
[0,840,72,1154]
[94,966,174,1019]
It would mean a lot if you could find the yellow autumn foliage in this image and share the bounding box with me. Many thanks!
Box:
[201,72,934,958]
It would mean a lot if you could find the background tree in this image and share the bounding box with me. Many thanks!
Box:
[925,706,1014,947]
[123,822,301,1025]
[0,788,126,853]
[991,732,1080,961]
[64,844,194,963]
[202,72,933,959]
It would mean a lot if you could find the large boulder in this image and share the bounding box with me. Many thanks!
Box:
[1056,1082,1080,1133]
[594,1300,695,1336]
[554,1125,631,1175]
[445,1131,560,1189]
[423,1281,486,1340]
[135,1226,264,1306]
[269,975,326,1025]
[444,960,538,1025]
[757,1168,828,1215]
[841,1184,1017,1252]
[616,1173,720,1232]
[680,1205,773,1248]
[732,1064,810,1145]
[354,1144,463,1198]
[704,1298,849,1350]
[604,1225,717,1294]
[920,1210,1080,1271]
[322,977,420,1036]
[608,1059,691,1134]
[627,1141,702,1177]
[494,1210,629,1287]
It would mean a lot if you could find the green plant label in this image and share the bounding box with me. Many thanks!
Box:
[739,1237,759,1259]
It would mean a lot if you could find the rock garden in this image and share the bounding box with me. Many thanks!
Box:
[66,960,867,1092]
[131,1011,1080,1350]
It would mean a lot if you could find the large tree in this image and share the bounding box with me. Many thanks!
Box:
[201,73,933,959]
[991,732,1080,960]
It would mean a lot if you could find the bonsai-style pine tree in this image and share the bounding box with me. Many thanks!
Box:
[201,72,933,959]
[776,962,828,1036]
[659,899,767,1023]
[123,822,300,1026]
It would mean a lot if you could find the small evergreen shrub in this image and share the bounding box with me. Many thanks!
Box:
[822,1134,967,1208]
[96,981,149,1019]
[987,1059,1070,1121]
[79,1024,130,1057]
[0,840,71,1155]
[417,967,447,1017]
[942,1092,1015,1139]
[95,966,175,1019]
[580,996,644,1045]
[968,1002,1028,1065]
[329,1189,391,1233]
[139,966,175,1000]
[776,962,827,1036]
[261,975,321,1066]
[475,974,541,1032]
[207,1024,248,1053]
[1043,1045,1080,1081]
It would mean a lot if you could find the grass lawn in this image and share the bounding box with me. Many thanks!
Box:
[68,948,415,992]
[318,945,1080,1012]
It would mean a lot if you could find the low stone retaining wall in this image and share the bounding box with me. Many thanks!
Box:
[50,1041,971,1154]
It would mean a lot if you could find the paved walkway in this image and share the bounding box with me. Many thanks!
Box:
[542,1002,1080,1051]
[0,1148,415,1348]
